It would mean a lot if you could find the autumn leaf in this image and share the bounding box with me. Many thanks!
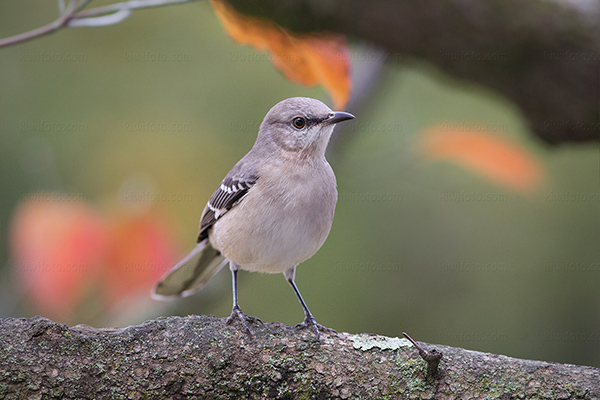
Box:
[10,194,108,321]
[421,125,545,194]
[211,0,351,108]
[104,210,177,303]
[10,193,179,322]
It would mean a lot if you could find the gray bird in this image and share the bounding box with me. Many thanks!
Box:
[152,97,355,338]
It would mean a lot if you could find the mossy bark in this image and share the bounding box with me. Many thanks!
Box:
[1,315,598,399]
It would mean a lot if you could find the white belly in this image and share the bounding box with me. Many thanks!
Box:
[209,160,337,273]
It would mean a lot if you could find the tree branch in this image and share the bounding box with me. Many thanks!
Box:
[0,0,89,48]
[71,0,197,23]
[226,0,600,145]
[0,0,199,48]
[1,315,598,398]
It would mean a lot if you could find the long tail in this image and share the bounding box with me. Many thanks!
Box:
[151,240,227,300]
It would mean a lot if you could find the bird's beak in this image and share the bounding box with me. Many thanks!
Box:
[324,111,355,125]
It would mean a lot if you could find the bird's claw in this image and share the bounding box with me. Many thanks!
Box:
[226,305,263,336]
[296,315,336,340]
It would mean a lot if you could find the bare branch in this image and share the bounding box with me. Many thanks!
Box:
[72,0,198,19]
[0,0,89,48]
[67,9,133,27]
[1,315,598,398]
[0,0,199,48]
[57,0,67,14]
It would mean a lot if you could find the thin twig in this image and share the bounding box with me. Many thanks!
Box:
[58,0,67,13]
[68,9,133,27]
[0,0,198,49]
[0,0,90,48]
[402,331,443,378]
[72,0,197,19]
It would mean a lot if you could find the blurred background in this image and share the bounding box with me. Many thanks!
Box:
[1,0,598,368]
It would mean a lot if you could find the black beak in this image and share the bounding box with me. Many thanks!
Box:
[325,111,355,125]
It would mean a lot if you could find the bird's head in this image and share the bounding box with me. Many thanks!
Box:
[257,97,355,159]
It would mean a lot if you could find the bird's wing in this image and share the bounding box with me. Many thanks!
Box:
[153,160,259,299]
[197,164,258,242]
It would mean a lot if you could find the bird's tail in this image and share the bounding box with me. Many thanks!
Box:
[151,240,227,300]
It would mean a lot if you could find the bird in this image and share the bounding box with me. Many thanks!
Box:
[152,97,355,339]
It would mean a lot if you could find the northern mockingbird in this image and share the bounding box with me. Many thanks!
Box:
[152,97,355,338]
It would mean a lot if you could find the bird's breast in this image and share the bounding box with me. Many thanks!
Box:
[209,160,337,273]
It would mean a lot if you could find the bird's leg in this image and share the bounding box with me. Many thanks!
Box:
[284,266,336,340]
[226,263,262,335]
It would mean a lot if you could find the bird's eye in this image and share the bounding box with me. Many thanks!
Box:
[292,117,306,129]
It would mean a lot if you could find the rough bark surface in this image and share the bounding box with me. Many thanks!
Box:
[1,315,599,399]
[228,0,600,144]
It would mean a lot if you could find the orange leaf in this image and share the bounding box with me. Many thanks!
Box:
[421,125,545,194]
[10,194,108,321]
[211,0,351,108]
[104,210,177,303]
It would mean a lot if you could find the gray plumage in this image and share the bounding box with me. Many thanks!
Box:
[152,97,355,338]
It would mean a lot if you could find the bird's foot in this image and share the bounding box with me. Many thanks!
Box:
[296,315,336,340]
[226,305,263,336]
